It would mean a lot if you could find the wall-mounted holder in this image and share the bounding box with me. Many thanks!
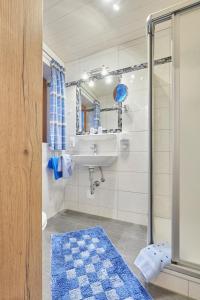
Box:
[122,104,129,113]
[120,138,130,151]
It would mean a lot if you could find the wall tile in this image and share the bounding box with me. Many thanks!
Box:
[152,271,188,296]
[66,86,76,109]
[117,151,148,172]
[154,63,171,87]
[118,191,148,214]
[154,85,170,109]
[189,281,200,300]
[65,165,78,186]
[153,130,170,151]
[78,203,99,217]
[153,217,171,245]
[154,195,171,219]
[48,184,65,216]
[125,69,148,91]
[123,109,148,132]
[117,210,148,226]
[118,172,148,193]
[154,173,170,196]
[125,131,149,152]
[66,201,79,211]
[154,151,170,174]
[154,107,170,130]
[65,185,79,211]
[65,185,78,202]
[127,88,148,112]
[78,186,117,213]
[79,203,117,219]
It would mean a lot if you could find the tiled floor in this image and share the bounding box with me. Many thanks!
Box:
[43,210,191,300]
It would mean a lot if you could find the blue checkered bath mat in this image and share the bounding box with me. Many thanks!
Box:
[51,226,152,300]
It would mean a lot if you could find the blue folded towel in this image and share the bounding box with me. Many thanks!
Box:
[134,242,171,282]
[47,157,62,180]
[61,154,72,178]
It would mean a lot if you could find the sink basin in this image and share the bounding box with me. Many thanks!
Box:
[72,154,118,167]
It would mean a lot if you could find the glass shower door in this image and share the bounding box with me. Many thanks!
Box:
[172,6,200,268]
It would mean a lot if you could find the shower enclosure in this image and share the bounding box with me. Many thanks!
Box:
[148,0,200,276]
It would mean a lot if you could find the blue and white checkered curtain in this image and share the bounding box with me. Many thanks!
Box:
[49,60,66,150]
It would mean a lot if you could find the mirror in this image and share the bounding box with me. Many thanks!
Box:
[76,75,123,134]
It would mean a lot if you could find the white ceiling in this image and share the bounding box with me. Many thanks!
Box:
[43,0,184,63]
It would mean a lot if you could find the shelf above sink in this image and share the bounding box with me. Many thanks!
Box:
[72,154,118,167]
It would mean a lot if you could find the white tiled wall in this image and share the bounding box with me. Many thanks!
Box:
[43,28,173,228]
[42,143,66,218]
[64,36,149,226]
[64,27,173,227]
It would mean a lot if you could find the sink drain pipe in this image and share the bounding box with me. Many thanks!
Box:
[88,167,105,195]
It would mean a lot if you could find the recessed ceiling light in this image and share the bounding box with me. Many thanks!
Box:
[82,72,89,81]
[88,80,95,87]
[113,3,120,11]
[131,74,135,79]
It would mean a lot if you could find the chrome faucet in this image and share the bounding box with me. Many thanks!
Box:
[90,143,98,155]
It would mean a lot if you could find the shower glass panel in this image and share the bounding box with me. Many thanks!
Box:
[173,7,200,268]
[152,22,172,245]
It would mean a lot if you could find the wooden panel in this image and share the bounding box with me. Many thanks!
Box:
[0,0,42,299]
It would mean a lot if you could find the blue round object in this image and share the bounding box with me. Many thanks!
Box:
[113,83,128,103]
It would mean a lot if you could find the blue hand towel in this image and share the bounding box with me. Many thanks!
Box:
[134,242,171,282]
[61,154,72,178]
[47,157,62,180]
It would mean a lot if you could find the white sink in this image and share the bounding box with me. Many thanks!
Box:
[72,154,118,167]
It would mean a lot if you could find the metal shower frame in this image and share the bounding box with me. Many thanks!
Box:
[147,0,200,277]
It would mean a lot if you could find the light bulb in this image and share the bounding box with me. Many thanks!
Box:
[101,66,108,76]
[113,3,120,11]
[82,72,89,81]
[88,80,95,87]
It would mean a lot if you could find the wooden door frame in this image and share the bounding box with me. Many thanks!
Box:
[0,1,42,298]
